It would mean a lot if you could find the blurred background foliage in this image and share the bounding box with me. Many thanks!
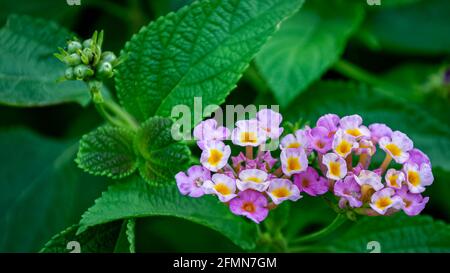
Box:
[0,0,449,252]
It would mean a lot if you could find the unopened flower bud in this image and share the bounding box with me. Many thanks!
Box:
[67,41,82,54]
[82,38,92,49]
[100,51,117,64]
[64,67,74,80]
[74,64,93,80]
[65,53,81,66]
[96,62,113,79]
[81,48,94,64]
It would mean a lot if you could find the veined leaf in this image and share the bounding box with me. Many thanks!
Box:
[0,14,91,107]
[115,0,305,122]
[113,218,136,253]
[0,128,108,252]
[78,176,258,250]
[255,0,364,107]
[326,215,450,253]
[285,81,450,172]
[76,126,138,179]
[135,116,191,185]
[40,222,121,253]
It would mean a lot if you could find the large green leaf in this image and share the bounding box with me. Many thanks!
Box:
[78,176,258,250]
[115,0,305,122]
[0,128,108,252]
[0,15,91,107]
[285,81,450,172]
[40,222,121,253]
[76,126,138,179]
[326,215,450,252]
[135,116,191,185]
[359,0,450,55]
[255,0,363,107]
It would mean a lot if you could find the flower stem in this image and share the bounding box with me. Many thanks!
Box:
[379,153,392,174]
[246,146,253,160]
[290,214,347,246]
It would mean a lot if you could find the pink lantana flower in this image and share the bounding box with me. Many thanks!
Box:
[280,129,310,151]
[308,126,332,154]
[379,131,413,163]
[332,129,359,158]
[370,188,403,215]
[202,173,237,202]
[293,167,329,196]
[200,140,231,171]
[256,109,283,139]
[395,185,429,216]
[322,153,347,180]
[334,176,363,208]
[407,148,431,167]
[280,148,308,176]
[267,178,301,205]
[385,169,405,189]
[193,119,230,149]
[236,168,269,192]
[232,119,267,147]
[403,162,434,193]
[316,113,340,136]
[339,114,371,139]
[369,123,392,143]
[229,190,268,223]
[175,165,211,198]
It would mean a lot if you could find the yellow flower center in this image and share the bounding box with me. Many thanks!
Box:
[246,176,262,183]
[375,197,393,210]
[389,174,399,187]
[329,161,341,177]
[272,187,290,198]
[408,170,421,187]
[385,143,402,157]
[287,142,300,149]
[287,157,301,172]
[346,128,361,137]
[214,183,231,195]
[242,202,255,213]
[240,132,257,144]
[336,140,352,156]
[208,149,223,166]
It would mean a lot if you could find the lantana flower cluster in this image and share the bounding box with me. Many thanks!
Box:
[175,110,434,223]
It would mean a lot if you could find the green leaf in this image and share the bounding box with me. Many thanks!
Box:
[0,128,108,252]
[0,14,91,107]
[285,81,450,172]
[113,218,136,253]
[255,0,363,107]
[326,215,450,252]
[359,0,450,55]
[76,126,138,179]
[115,0,305,122]
[135,116,191,185]
[40,222,121,253]
[78,176,258,250]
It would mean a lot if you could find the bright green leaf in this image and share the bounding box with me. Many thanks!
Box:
[78,176,258,250]
[135,116,190,185]
[115,0,305,122]
[0,14,91,107]
[326,214,450,252]
[255,0,363,107]
[113,219,136,253]
[76,126,138,179]
[40,222,121,253]
[285,81,450,172]
[0,128,108,252]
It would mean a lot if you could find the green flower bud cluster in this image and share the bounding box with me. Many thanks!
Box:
[55,30,121,82]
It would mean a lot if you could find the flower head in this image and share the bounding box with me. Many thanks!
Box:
[280,148,308,176]
[232,119,267,147]
[267,178,301,205]
[404,163,434,193]
[293,167,329,196]
[229,190,268,223]
[316,114,340,136]
[385,169,405,189]
[370,188,403,215]
[200,141,231,171]
[339,115,370,139]
[379,131,413,163]
[236,168,269,192]
[334,176,362,208]
[332,129,358,158]
[280,129,310,152]
[322,153,347,180]
[194,119,230,149]
[256,109,283,139]
[175,165,211,198]
[395,185,429,216]
[202,173,237,202]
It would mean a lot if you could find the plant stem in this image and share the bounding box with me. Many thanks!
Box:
[379,153,392,174]
[290,214,347,246]
[103,100,139,131]
[246,146,253,160]
[95,103,126,128]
